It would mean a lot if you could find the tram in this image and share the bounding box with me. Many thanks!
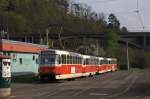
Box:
[38,49,117,80]
[38,49,83,79]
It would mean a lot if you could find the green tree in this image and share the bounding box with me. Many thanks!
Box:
[104,29,119,57]
[108,13,120,30]
[121,26,128,33]
[0,0,9,11]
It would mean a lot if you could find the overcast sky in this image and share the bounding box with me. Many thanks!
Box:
[72,0,150,32]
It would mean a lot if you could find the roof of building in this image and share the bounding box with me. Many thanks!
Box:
[0,39,48,53]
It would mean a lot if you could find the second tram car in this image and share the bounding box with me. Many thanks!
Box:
[38,49,117,80]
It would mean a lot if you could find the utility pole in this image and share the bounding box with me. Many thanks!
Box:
[46,29,49,47]
[126,41,130,70]
[96,40,99,56]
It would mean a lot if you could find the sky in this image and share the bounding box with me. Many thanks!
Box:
[71,0,150,32]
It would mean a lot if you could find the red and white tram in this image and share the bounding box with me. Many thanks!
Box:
[82,55,98,77]
[38,49,117,80]
[39,49,83,80]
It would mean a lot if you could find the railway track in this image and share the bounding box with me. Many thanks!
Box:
[12,70,150,99]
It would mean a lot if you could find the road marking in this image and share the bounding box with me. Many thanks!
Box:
[89,93,108,96]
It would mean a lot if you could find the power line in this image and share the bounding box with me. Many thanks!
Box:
[134,0,146,31]
[73,0,149,31]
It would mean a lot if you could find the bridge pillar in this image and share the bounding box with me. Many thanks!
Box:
[147,36,150,47]
[143,35,147,47]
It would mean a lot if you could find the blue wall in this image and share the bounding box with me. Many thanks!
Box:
[3,52,39,76]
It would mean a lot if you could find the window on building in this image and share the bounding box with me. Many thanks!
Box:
[33,55,35,60]
[19,58,23,64]
[7,52,11,57]
[36,58,38,64]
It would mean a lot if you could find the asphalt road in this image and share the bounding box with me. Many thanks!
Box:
[11,70,150,99]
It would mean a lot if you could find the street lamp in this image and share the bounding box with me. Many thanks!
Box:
[126,41,130,70]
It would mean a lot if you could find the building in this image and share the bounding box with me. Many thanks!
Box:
[0,39,48,76]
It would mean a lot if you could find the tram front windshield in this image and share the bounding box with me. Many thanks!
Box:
[40,54,57,65]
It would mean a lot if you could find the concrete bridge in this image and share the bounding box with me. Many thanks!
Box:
[7,32,150,50]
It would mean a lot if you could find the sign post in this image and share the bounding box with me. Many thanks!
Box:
[0,54,11,98]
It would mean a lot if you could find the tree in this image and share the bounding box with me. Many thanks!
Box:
[0,0,9,11]
[121,26,128,33]
[104,29,119,57]
[108,13,120,30]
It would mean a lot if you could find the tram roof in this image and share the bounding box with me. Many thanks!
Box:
[43,49,82,56]
[82,55,101,59]
[98,57,104,60]
[107,58,117,61]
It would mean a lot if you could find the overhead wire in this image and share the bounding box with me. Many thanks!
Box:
[135,0,146,31]
[73,0,148,31]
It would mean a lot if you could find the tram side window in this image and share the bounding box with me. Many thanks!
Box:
[75,56,77,64]
[72,56,74,64]
[89,59,92,65]
[66,55,69,64]
[76,57,78,64]
[70,56,73,64]
[94,59,96,65]
[77,57,79,64]
[101,60,104,64]
[112,60,116,64]
[99,60,101,65]
[102,60,105,64]
[96,59,99,65]
[90,58,94,65]
[79,57,82,64]
[92,58,95,65]
[86,59,89,65]
[72,56,73,64]
[95,59,98,65]
[78,57,80,64]
[112,60,114,64]
[61,55,66,64]
[83,59,86,65]
[114,60,117,64]
[105,60,108,64]
[56,55,61,64]
[80,57,83,64]
[101,59,107,64]
[108,61,110,64]
[73,56,76,64]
